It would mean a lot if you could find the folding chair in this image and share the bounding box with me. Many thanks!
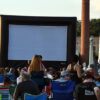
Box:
[0,74,15,83]
[0,87,10,100]
[5,74,15,82]
[51,80,75,100]
[24,92,47,100]
[0,75,5,83]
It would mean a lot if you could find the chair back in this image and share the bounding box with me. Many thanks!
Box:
[0,87,10,100]
[6,74,15,82]
[0,75,5,83]
[51,80,75,100]
[24,92,47,100]
[0,74,15,83]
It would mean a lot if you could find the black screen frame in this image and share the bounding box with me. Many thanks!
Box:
[0,15,77,68]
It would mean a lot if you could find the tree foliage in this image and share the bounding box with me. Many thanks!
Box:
[77,19,100,36]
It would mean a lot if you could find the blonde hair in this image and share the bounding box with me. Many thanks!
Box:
[29,55,41,72]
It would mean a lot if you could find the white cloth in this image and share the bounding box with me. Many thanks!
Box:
[16,77,20,84]
[47,74,53,79]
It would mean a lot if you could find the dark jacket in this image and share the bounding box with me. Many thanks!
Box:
[13,80,40,100]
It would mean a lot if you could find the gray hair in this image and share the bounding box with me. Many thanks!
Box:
[20,72,31,81]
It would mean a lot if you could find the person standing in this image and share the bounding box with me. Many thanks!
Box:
[28,55,45,92]
[66,55,82,84]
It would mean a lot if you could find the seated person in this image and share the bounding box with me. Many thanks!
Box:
[4,67,10,74]
[55,70,71,82]
[0,77,12,86]
[4,77,12,86]
[95,75,100,87]
[13,72,40,100]
[73,73,100,100]
[16,68,27,84]
[46,67,55,80]
[51,70,75,100]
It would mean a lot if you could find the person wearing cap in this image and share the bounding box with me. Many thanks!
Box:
[13,72,40,100]
[54,70,71,82]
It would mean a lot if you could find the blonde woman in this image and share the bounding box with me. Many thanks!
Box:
[28,55,41,72]
[28,55,45,92]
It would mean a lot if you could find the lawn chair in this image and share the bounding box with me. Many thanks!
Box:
[0,87,10,100]
[0,74,15,83]
[24,92,47,100]
[51,80,75,100]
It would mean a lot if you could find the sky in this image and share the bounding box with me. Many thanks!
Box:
[0,0,99,20]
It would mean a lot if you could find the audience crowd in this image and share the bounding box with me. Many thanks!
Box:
[0,55,100,100]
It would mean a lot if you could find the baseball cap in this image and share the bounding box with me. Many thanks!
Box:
[61,70,71,76]
[21,67,27,72]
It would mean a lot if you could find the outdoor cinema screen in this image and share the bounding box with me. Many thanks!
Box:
[8,24,67,61]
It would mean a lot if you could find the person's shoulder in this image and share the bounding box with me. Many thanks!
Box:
[30,80,38,85]
[67,64,71,70]
[74,83,82,90]
[67,64,71,67]
[76,82,87,88]
[94,87,100,92]
[16,82,23,89]
[78,82,96,89]
[76,82,83,86]
[19,80,37,86]
[75,64,80,67]
[54,78,67,82]
[74,64,80,70]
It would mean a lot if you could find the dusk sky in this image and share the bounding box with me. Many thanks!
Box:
[0,0,99,20]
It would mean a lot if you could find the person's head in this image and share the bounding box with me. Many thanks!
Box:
[72,55,79,64]
[29,55,41,72]
[0,68,5,75]
[21,67,27,72]
[17,67,21,73]
[20,67,27,75]
[39,55,42,60]
[5,67,9,73]
[53,71,60,80]
[9,68,15,73]
[82,72,95,82]
[61,70,71,80]
[47,67,55,75]
[19,72,31,82]
[4,77,12,85]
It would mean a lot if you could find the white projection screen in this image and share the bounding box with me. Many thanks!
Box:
[8,25,67,61]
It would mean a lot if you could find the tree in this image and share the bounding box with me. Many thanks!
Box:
[77,19,100,36]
